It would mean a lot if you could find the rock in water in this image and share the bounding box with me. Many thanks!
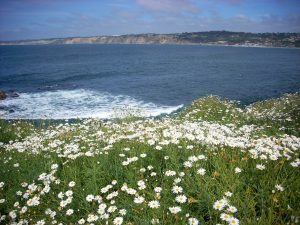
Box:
[0,91,7,100]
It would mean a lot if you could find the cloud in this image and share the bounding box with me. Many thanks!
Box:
[135,0,198,13]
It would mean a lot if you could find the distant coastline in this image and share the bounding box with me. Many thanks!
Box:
[1,31,299,48]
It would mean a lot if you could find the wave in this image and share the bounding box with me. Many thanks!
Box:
[0,89,183,119]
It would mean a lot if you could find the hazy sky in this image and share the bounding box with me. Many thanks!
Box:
[1,0,300,41]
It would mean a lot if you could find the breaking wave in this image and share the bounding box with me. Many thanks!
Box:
[0,89,183,119]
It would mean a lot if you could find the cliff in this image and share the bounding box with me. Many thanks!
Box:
[1,31,300,48]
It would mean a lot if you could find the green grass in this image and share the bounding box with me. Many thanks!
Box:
[0,94,299,225]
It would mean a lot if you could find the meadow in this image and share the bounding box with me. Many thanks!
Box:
[0,94,299,225]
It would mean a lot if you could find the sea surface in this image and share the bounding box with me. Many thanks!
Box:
[0,44,300,119]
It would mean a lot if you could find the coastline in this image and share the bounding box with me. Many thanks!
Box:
[1,42,299,49]
[1,31,299,48]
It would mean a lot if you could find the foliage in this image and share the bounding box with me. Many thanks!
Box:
[0,94,299,225]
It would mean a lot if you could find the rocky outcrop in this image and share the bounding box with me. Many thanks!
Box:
[0,90,19,100]
[0,91,7,100]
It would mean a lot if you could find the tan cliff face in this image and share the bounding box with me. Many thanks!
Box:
[1,32,299,47]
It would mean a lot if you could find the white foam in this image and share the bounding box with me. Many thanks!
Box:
[0,89,183,119]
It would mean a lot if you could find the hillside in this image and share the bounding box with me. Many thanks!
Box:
[1,31,300,48]
[0,94,299,224]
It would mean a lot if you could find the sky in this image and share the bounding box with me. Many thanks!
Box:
[0,0,300,41]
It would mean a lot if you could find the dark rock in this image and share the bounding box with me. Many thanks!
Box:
[0,91,7,100]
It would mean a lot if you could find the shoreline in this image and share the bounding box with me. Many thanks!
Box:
[1,42,299,49]
[0,92,298,121]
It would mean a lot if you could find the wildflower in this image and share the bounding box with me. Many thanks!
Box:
[66,197,73,204]
[155,145,162,150]
[151,172,157,176]
[220,213,231,221]
[275,184,285,192]
[213,200,226,211]
[147,165,154,170]
[154,187,162,193]
[51,164,59,170]
[184,161,193,168]
[60,200,67,208]
[65,190,73,197]
[0,215,5,222]
[234,167,242,173]
[138,180,146,187]
[224,192,233,197]
[165,170,176,176]
[228,217,239,225]
[97,208,105,215]
[87,214,99,222]
[198,154,206,160]
[134,196,145,204]
[100,213,110,220]
[66,209,74,215]
[148,200,160,208]
[119,209,127,215]
[0,199,5,204]
[169,206,182,214]
[78,218,85,224]
[175,195,187,203]
[20,206,28,214]
[197,168,206,175]
[86,194,94,202]
[107,205,117,213]
[140,168,146,173]
[112,180,117,185]
[9,211,17,219]
[187,145,194,149]
[227,206,238,213]
[269,155,278,160]
[21,182,28,187]
[151,218,160,224]
[179,172,185,177]
[256,164,266,170]
[98,203,107,210]
[113,217,123,225]
[35,220,45,225]
[148,140,155,145]
[58,192,64,199]
[188,217,199,225]
[174,178,182,183]
[14,201,19,207]
[172,186,183,194]
[127,188,137,195]
[95,195,103,203]
[68,181,76,187]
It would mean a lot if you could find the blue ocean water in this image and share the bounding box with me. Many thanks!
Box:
[0,44,300,119]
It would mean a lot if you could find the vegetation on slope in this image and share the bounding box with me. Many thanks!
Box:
[0,94,299,225]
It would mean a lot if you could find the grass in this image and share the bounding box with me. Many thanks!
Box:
[0,94,299,225]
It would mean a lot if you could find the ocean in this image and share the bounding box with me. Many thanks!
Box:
[0,44,299,119]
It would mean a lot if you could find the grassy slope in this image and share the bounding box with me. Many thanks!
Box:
[0,94,299,225]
